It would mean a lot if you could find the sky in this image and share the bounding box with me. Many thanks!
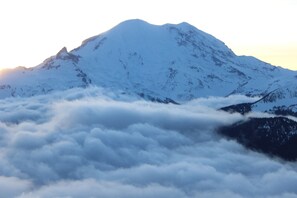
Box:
[0,0,296,70]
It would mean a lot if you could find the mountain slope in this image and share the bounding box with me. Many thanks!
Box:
[219,116,297,161]
[0,19,296,110]
[1,19,297,161]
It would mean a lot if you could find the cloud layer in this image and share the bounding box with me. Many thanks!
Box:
[0,87,296,198]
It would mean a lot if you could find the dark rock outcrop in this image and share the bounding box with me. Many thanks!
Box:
[219,116,297,161]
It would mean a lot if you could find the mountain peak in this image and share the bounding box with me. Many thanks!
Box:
[116,19,151,26]
[170,21,195,29]
[114,19,199,33]
[56,47,68,58]
[0,19,296,112]
[115,19,194,29]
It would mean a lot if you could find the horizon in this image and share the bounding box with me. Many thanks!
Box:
[0,0,296,71]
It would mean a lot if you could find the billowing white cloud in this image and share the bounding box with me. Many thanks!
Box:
[19,180,187,198]
[185,94,260,109]
[0,176,32,198]
[0,87,296,198]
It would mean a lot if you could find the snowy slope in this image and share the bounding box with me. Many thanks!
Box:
[0,19,296,110]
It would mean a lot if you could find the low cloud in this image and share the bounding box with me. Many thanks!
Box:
[19,180,187,198]
[0,176,32,198]
[186,94,260,109]
[0,87,295,197]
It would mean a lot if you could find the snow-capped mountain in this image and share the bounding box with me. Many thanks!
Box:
[1,19,297,163]
[0,19,296,111]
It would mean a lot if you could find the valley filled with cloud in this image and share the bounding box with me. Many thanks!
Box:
[0,87,297,198]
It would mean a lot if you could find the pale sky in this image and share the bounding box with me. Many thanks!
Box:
[0,0,296,70]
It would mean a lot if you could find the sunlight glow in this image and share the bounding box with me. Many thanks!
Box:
[0,0,296,70]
